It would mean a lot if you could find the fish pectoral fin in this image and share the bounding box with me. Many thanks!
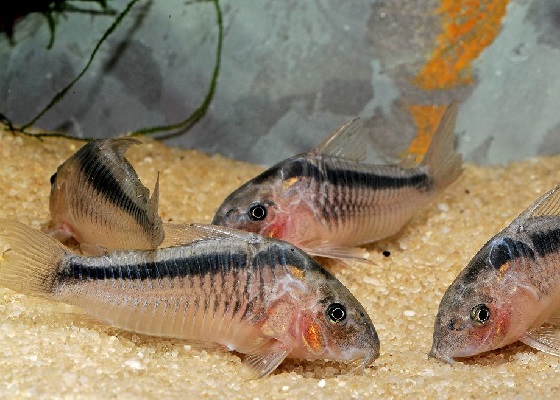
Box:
[520,325,560,357]
[161,223,263,248]
[310,118,368,162]
[242,340,291,379]
[303,242,374,263]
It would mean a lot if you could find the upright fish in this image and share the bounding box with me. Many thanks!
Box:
[49,138,164,250]
[212,103,462,259]
[0,220,379,378]
[431,185,560,363]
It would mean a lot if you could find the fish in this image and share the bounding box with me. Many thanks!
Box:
[0,220,379,378]
[212,103,462,260]
[48,138,164,251]
[430,184,560,363]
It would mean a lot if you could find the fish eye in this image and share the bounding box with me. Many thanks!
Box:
[50,172,57,186]
[326,303,346,323]
[248,203,267,221]
[470,304,490,326]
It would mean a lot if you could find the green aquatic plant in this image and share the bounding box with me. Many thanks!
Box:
[1,0,223,141]
[1,0,115,49]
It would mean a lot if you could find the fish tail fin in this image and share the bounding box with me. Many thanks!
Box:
[148,173,165,247]
[420,101,463,191]
[0,220,68,299]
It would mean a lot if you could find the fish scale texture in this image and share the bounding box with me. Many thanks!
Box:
[1,126,560,398]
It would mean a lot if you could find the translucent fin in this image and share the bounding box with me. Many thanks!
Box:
[302,241,374,263]
[79,243,110,256]
[160,223,264,248]
[147,173,164,248]
[521,325,560,357]
[242,340,291,379]
[99,137,142,157]
[526,185,560,219]
[540,308,560,327]
[310,118,368,162]
[0,220,69,299]
[417,101,463,191]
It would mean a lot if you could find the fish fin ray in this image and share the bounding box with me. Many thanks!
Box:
[526,185,560,219]
[0,220,68,299]
[161,223,263,248]
[417,101,463,191]
[311,118,368,162]
[79,243,110,256]
[242,340,291,379]
[302,241,374,263]
[147,172,164,248]
[100,137,141,157]
[521,325,560,357]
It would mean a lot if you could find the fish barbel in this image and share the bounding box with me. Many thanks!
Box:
[212,103,462,260]
[431,184,560,363]
[0,220,379,378]
[48,138,164,250]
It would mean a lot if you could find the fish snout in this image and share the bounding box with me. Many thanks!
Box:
[361,323,381,367]
[428,338,455,364]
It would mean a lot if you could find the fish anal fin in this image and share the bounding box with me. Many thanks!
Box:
[242,340,291,379]
[311,118,368,162]
[521,325,560,357]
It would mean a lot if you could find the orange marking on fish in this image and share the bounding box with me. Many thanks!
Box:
[283,177,299,190]
[289,265,305,280]
[414,0,510,89]
[303,322,324,353]
[403,105,447,162]
[498,261,511,278]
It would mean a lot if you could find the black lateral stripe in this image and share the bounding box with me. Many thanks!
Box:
[280,158,432,191]
[61,251,249,282]
[76,141,146,228]
[488,237,535,269]
[531,228,560,257]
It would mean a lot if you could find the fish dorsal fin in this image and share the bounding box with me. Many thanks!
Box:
[148,173,164,247]
[527,185,560,219]
[160,223,263,248]
[100,137,142,158]
[310,118,368,162]
[242,339,291,379]
[521,325,560,357]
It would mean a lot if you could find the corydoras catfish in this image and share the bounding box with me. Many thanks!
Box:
[0,220,379,378]
[48,138,164,250]
[212,103,462,260]
[431,185,560,363]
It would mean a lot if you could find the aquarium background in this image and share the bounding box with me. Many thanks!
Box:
[1,0,559,165]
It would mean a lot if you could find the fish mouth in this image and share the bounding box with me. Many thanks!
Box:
[428,345,456,364]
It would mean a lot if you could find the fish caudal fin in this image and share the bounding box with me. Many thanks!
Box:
[148,173,165,248]
[419,102,463,192]
[0,220,68,299]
